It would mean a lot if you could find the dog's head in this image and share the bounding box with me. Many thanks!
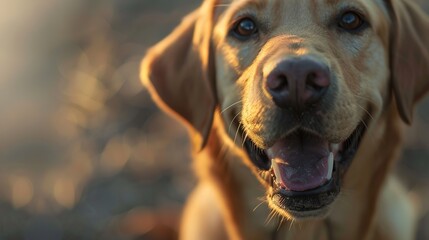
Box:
[142,0,429,220]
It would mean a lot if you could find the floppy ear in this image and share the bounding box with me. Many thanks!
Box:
[386,0,429,124]
[141,2,217,150]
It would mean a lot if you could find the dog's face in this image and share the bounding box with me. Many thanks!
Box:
[142,0,429,220]
[214,0,390,218]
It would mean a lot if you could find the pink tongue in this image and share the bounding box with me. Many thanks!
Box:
[266,133,330,192]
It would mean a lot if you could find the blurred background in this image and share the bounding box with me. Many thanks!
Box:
[0,0,428,239]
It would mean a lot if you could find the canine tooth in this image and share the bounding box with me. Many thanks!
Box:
[327,152,334,180]
[271,159,282,181]
[330,144,339,153]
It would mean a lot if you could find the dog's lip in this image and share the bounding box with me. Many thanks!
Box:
[270,173,340,213]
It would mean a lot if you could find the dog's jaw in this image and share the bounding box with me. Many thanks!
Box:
[243,123,366,220]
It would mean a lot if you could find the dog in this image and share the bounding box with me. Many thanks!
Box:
[141,0,429,239]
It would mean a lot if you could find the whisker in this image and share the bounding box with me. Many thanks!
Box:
[356,104,374,121]
[297,220,303,230]
[257,196,268,202]
[241,131,249,148]
[352,93,379,107]
[355,104,378,144]
[227,111,241,135]
[252,201,265,212]
[265,209,275,225]
[221,100,243,114]
[288,218,295,231]
[214,3,231,8]
[233,122,242,145]
[277,216,285,231]
[360,119,369,132]
[266,209,278,226]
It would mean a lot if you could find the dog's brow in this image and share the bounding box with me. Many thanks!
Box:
[233,0,268,10]
[325,0,341,5]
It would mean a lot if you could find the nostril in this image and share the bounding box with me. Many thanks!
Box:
[305,71,330,92]
[306,73,317,89]
[306,73,323,91]
[267,74,288,91]
[275,75,288,90]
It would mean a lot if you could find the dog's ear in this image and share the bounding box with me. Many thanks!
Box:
[141,2,216,150]
[386,0,429,124]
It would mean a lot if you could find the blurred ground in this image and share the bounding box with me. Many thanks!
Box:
[0,0,428,240]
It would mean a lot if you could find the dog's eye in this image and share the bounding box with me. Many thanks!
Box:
[338,12,364,31]
[232,18,258,40]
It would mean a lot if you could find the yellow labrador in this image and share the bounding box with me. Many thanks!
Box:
[141,0,429,239]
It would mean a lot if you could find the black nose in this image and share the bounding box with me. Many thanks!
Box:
[265,58,331,109]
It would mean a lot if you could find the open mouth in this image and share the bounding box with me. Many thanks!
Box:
[244,124,365,216]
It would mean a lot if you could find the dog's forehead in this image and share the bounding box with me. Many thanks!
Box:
[215,0,354,7]
[213,0,386,12]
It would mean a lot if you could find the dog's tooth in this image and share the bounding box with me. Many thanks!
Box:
[330,144,339,153]
[327,152,334,180]
[271,159,282,181]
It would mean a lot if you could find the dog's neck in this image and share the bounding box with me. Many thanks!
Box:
[196,104,405,240]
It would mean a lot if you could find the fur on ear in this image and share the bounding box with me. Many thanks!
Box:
[141,1,217,150]
[386,0,429,124]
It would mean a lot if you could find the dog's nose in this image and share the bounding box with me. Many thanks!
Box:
[265,58,330,109]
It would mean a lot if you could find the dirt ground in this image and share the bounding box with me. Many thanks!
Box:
[0,0,428,239]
